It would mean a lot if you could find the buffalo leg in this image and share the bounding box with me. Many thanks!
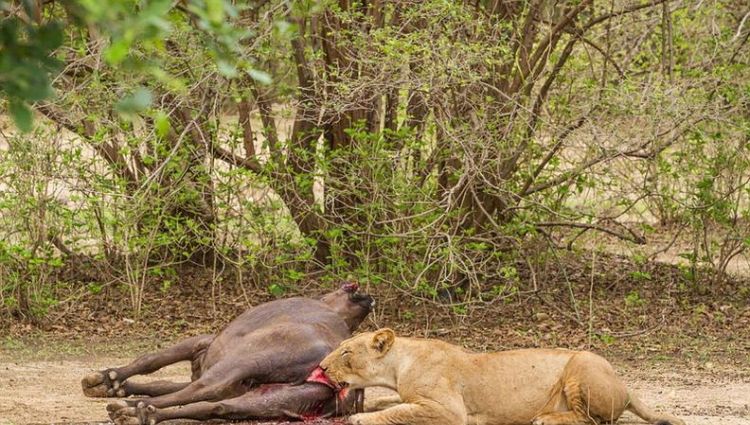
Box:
[99,380,191,399]
[120,380,191,397]
[119,356,250,408]
[117,332,336,409]
[112,383,355,425]
[82,334,213,397]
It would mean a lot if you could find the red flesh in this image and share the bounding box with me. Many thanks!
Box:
[305,367,349,400]
[342,282,359,293]
[306,367,336,388]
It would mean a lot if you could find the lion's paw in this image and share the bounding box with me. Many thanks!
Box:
[532,417,547,425]
[347,413,368,425]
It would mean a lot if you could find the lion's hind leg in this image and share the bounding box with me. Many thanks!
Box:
[533,411,593,425]
[533,381,595,425]
[534,352,629,425]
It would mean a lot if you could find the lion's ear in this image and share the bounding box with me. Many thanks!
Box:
[371,328,395,355]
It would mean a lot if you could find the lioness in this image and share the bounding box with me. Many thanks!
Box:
[317,329,685,425]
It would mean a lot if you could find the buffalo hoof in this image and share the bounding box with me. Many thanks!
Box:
[109,401,157,425]
[107,400,131,421]
[113,414,141,425]
[82,369,121,397]
[136,402,158,425]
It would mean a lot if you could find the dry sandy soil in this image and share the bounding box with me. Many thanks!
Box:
[0,349,748,425]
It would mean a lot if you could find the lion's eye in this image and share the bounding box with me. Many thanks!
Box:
[341,350,351,357]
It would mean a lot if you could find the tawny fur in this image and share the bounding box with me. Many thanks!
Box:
[319,329,685,425]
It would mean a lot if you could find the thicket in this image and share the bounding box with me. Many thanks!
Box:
[0,0,748,318]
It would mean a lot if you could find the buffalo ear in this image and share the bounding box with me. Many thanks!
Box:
[371,328,395,355]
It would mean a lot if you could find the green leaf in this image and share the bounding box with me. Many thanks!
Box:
[104,39,131,65]
[217,60,238,78]
[274,19,294,37]
[36,22,63,50]
[145,0,173,16]
[248,68,272,85]
[268,283,285,297]
[205,0,224,24]
[116,87,153,115]
[9,100,33,133]
[154,111,171,137]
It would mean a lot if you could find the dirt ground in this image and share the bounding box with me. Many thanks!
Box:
[0,344,748,425]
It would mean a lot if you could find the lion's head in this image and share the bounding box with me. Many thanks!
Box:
[318,328,396,390]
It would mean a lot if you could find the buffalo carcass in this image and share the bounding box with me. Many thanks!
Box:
[81,283,374,425]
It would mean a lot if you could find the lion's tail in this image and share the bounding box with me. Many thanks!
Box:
[626,391,685,425]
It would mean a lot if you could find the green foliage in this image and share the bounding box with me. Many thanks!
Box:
[0,15,62,131]
[0,0,748,319]
[1,0,264,128]
[268,283,285,297]
[629,271,652,281]
[624,290,646,308]
[593,332,616,346]
[116,87,153,115]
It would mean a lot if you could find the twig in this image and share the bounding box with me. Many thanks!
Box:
[210,144,263,174]
[536,221,646,245]
[534,293,584,327]
[587,251,596,349]
[609,314,666,339]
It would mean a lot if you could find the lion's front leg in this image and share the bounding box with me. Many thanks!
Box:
[348,400,466,425]
[364,395,402,412]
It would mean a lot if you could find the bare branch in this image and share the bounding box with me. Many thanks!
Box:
[535,221,646,245]
[519,115,588,197]
[251,81,280,162]
[36,104,138,184]
[583,0,670,31]
[237,97,256,159]
[581,37,625,78]
[210,144,263,174]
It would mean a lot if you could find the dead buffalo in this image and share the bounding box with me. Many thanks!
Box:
[81,282,374,425]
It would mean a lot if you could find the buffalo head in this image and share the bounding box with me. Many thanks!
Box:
[320,281,374,332]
